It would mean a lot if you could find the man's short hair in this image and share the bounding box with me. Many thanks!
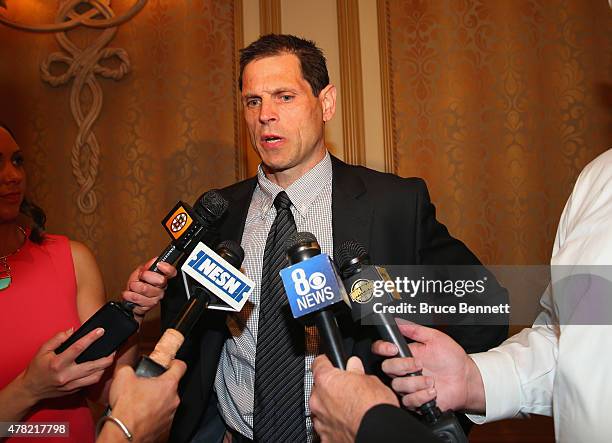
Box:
[239,34,329,97]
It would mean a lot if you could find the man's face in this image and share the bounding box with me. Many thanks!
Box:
[241,53,336,186]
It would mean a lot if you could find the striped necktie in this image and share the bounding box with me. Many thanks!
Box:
[253,191,306,442]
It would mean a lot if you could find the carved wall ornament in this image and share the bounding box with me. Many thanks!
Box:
[0,0,147,214]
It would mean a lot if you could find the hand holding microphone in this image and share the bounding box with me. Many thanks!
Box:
[337,240,441,420]
[99,359,187,443]
[123,189,229,315]
[372,322,485,414]
[135,240,247,377]
[338,240,468,443]
[99,240,247,441]
[122,259,176,320]
[310,354,399,443]
[55,190,229,364]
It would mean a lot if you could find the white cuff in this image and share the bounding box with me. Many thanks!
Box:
[466,350,522,424]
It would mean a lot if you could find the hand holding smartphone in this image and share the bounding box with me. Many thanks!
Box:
[54,301,139,363]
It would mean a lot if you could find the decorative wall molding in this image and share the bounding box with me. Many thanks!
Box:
[337,0,366,166]
[0,0,146,33]
[234,0,248,181]
[0,0,147,214]
[376,0,396,173]
[259,0,281,35]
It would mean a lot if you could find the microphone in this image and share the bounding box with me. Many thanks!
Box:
[56,191,228,363]
[102,241,245,420]
[149,189,229,273]
[136,240,246,377]
[337,240,467,443]
[337,241,413,359]
[180,238,254,312]
[280,232,348,369]
[123,189,229,311]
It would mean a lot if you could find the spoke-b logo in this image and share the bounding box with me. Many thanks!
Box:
[171,212,188,232]
[291,269,327,296]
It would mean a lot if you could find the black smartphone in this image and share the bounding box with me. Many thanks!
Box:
[54,301,139,363]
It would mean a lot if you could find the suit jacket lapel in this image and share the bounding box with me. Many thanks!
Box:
[217,159,373,281]
[331,156,373,259]
[218,178,257,244]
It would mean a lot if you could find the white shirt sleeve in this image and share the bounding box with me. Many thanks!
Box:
[466,149,612,425]
[467,316,558,422]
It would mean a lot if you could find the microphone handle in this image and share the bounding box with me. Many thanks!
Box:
[135,355,167,378]
[314,310,347,370]
[376,313,412,358]
[376,313,440,420]
[123,244,182,312]
[149,243,182,273]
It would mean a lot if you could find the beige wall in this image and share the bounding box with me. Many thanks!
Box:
[0,0,244,347]
[281,0,345,160]
[242,0,612,267]
[241,1,388,172]
[358,0,385,172]
[242,0,387,171]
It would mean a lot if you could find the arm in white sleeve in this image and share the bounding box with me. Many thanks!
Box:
[466,177,574,423]
[468,313,558,423]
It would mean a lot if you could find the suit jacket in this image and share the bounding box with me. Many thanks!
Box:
[356,405,441,443]
[161,156,508,442]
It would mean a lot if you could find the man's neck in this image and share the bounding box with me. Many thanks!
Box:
[263,149,328,189]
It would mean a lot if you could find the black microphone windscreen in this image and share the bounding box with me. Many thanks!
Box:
[285,231,318,251]
[216,240,245,268]
[195,189,228,221]
[285,231,321,264]
[337,240,369,272]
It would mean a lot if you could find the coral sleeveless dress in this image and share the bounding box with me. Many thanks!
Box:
[0,233,95,442]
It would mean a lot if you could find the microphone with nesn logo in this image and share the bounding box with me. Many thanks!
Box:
[55,191,228,363]
[135,240,246,377]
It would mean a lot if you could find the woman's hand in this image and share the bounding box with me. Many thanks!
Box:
[19,327,115,403]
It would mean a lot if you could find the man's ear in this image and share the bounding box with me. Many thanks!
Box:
[319,84,337,122]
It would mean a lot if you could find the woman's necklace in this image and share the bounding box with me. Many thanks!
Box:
[0,226,27,290]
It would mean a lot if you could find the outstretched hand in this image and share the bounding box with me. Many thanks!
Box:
[122,258,177,318]
[372,322,485,413]
[102,359,187,443]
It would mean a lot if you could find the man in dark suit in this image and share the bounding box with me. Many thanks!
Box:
[161,34,507,443]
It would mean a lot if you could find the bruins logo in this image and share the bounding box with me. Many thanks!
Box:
[171,212,188,232]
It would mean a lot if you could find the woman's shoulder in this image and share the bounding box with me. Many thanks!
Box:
[29,232,72,259]
[34,234,98,274]
[36,234,92,259]
[67,239,95,262]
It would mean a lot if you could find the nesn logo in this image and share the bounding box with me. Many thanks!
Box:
[181,242,254,311]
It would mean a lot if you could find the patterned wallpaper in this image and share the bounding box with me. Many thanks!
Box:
[384,0,612,264]
[1,0,610,331]
[0,0,241,301]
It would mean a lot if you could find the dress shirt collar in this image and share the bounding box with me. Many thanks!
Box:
[256,151,333,219]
